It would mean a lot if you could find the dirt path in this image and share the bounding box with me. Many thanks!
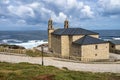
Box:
[0,54,120,73]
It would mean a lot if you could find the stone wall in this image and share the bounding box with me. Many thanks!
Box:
[71,44,81,57]
[72,34,99,42]
[115,45,120,50]
[50,33,100,60]
[61,36,70,57]
[110,43,120,54]
[51,35,61,54]
[89,35,99,38]
[81,43,109,61]
[72,35,84,41]
[48,29,54,50]
[109,43,115,50]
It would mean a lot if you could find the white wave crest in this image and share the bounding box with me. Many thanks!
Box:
[112,37,120,40]
[14,40,48,49]
[2,39,23,43]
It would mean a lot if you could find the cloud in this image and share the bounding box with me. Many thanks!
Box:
[7,5,35,18]
[44,0,82,9]
[0,18,11,25]
[17,20,26,25]
[0,0,120,30]
[0,0,94,25]
[2,0,10,4]
[80,5,94,19]
[28,2,41,9]
[44,0,94,19]
[38,7,67,23]
[98,0,120,16]
[52,12,67,23]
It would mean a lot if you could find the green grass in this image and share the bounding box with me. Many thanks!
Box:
[0,46,49,57]
[25,49,49,57]
[0,62,120,80]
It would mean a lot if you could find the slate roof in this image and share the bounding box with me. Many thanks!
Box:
[110,40,120,45]
[52,28,98,35]
[73,36,108,45]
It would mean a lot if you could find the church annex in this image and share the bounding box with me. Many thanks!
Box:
[48,18,109,61]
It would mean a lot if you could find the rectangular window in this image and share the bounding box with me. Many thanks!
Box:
[95,45,98,49]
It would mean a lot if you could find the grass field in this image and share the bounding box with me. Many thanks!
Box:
[0,62,120,80]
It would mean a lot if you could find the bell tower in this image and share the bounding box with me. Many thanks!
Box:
[48,18,53,29]
[64,19,69,28]
[48,18,54,50]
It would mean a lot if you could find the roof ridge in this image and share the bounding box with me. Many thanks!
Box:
[52,28,98,35]
[73,35,107,45]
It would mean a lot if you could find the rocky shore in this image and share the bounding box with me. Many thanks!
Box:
[0,44,25,49]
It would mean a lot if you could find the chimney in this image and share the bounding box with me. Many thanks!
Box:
[64,19,69,28]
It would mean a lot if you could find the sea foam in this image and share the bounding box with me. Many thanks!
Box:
[14,40,48,49]
[1,39,48,49]
[2,39,23,43]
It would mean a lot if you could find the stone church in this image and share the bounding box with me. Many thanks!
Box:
[48,18,109,61]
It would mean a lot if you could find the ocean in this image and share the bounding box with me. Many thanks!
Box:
[94,30,120,40]
[0,30,48,49]
[0,30,120,49]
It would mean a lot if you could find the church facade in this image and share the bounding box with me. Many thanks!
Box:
[48,18,109,61]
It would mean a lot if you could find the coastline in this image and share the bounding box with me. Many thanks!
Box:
[0,40,48,49]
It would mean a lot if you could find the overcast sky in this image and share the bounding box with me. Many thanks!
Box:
[0,0,120,30]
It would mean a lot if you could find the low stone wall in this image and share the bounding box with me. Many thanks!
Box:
[0,48,26,54]
[52,53,109,62]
